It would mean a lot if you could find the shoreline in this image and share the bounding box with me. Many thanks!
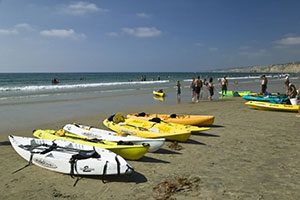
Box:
[1,77,299,136]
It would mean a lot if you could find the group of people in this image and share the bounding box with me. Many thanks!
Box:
[260,74,298,101]
[188,76,214,102]
[260,74,300,117]
[175,76,226,102]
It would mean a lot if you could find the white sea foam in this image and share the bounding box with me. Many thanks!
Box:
[0,80,169,92]
[183,75,288,82]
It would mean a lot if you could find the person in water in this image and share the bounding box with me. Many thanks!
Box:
[208,77,214,101]
[176,80,181,97]
[220,76,228,97]
[52,78,59,84]
[194,76,202,102]
[176,80,181,103]
[260,75,268,95]
[190,78,196,102]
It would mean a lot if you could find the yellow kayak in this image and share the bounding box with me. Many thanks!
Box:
[33,129,149,160]
[245,101,299,112]
[153,90,165,97]
[102,114,205,142]
[127,113,215,126]
[153,96,165,102]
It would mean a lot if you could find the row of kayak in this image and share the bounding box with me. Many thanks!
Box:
[10,112,215,177]
[239,92,299,112]
[219,90,299,112]
[219,90,281,98]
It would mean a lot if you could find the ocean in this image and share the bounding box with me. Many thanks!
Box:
[0,72,295,101]
[0,72,298,134]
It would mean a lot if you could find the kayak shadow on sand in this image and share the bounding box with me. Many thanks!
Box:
[192,132,220,137]
[101,171,147,184]
[209,124,224,128]
[72,171,148,186]
[153,148,182,155]
[0,140,11,146]
[185,139,206,145]
[138,155,170,163]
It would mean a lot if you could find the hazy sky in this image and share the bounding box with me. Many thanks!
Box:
[0,0,300,72]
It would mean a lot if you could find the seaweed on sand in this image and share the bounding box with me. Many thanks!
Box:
[153,176,201,200]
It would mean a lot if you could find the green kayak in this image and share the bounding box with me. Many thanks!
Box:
[219,90,251,97]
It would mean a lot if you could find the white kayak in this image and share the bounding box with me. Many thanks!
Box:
[63,124,165,152]
[9,135,133,176]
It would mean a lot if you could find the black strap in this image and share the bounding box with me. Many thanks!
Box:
[73,123,80,128]
[117,140,134,145]
[12,153,34,174]
[69,149,101,178]
[40,142,57,154]
[115,156,120,175]
[125,164,134,174]
[73,177,82,187]
[102,161,109,183]
[69,157,77,178]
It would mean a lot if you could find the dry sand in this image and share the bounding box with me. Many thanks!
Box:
[0,98,299,200]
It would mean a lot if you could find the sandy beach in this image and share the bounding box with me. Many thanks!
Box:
[0,90,299,200]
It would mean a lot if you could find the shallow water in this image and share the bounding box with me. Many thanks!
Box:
[0,73,299,134]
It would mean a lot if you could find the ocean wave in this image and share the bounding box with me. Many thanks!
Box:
[183,75,284,81]
[0,80,169,92]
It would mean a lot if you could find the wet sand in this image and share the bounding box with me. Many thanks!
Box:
[0,95,299,200]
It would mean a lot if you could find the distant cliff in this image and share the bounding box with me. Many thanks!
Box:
[217,62,300,73]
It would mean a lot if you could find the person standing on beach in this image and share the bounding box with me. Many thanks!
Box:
[176,80,181,103]
[194,76,202,102]
[208,77,214,101]
[284,75,290,95]
[260,75,268,95]
[220,76,228,97]
[190,78,196,102]
[203,78,208,98]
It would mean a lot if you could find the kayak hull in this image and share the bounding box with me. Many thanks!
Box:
[127,113,215,126]
[245,101,299,112]
[63,124,165,152]
[33,129,149,160]
[9,135,133,175]
[103,119,192,142]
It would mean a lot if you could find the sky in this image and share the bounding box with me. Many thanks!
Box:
[0,0,300,72]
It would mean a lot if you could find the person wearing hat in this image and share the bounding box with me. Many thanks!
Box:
[220,76,228,97]
[284,75,290,95]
